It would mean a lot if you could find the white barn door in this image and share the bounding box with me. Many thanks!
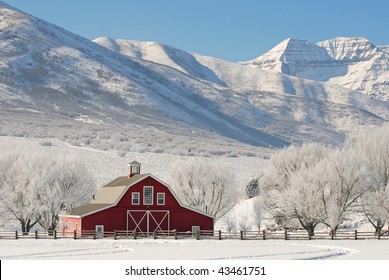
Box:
[127,210,170,236]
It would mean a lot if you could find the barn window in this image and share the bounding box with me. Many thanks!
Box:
[132,192,140,205]
[144,186,153,205]
[157,193,165,205]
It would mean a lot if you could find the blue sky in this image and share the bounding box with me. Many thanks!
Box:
[4,0,389,62]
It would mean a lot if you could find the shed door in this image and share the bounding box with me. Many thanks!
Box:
[127,210,170,236]
[95,225,104,239]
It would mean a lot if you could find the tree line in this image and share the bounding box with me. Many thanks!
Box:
[0,154,95,234]
[260,124,389,236]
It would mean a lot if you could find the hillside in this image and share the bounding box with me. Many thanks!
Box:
[1,1,388,157]
[95,37,389,143]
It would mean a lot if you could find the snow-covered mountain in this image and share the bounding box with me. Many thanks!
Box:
[240,38,335,76]
[318,37,389,100]
[1,1,388,155]
[242,37,389,100]
[95,37,389,139]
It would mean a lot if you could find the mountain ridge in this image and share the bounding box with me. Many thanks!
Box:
[243,36,389,100]
[1,1,388,156]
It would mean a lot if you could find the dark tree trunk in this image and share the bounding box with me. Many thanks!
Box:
[20,218,40,235]
[304,222,316,237]
[373,219,385,235]
[365,215,386,236]
[298,218,317,236]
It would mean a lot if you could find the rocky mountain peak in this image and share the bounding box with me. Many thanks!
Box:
[317,36,379,62]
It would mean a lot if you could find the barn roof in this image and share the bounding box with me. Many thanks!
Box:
[91,174,148,204]
[68,174,149,216]
[69,203,111,216]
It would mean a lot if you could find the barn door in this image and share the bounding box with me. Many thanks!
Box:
[127,210,170,237]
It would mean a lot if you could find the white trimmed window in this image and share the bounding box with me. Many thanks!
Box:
[157,193,165,205]
[143,186,153,205]
[132,192,140,205]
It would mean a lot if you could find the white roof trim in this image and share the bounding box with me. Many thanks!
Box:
[58,214,81,218]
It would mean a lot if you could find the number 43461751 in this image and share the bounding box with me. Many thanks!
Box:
[217,266,266,276]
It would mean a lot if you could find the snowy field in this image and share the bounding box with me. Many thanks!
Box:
[0,136,266,187]
[0,238,388,260]
[3,238,389,279]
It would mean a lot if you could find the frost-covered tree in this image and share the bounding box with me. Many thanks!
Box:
[261,143,330,235]
[287,170,322,236]
[245,178,259,198]
[0,154,95,233]
[346,124,389,234]
[0,154,46,234]
[238,213,252,232]
[314,149,376,234]
[38,156,95,232]
[168,159,238,220]
[223,215,237,235]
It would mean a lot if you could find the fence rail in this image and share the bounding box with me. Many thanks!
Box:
[0,229,388,241]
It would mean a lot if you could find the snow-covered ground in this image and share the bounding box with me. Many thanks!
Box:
[0,136,266,188]
[0,238,388,260]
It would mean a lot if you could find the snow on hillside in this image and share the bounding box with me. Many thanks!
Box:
[317,37,389,100]
[247,37,389,100]
[241,38,335,76]
[1,2,388,154]
[0,2,290,150]
[381,46,389,54]
[93,37,389,145]
[0,136,266,190]
[94,37,226,86]
[318,37,379,62]
[243,36,389,100]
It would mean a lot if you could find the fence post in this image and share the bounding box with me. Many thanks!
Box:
[354,230,357,240]
[15,231,18,240]
[93,230,96,240]
[74,230,77,240]
[284,229,288,240]
[153,229,157,240]
[114,230,117,240]
[330,230,334,240]
[196,230,200,240]
[35,230,38,239]
[134,231,137,240]
[54,230,57,240]
[262,230,266,240]
[308,231,311,240]
[218,230,221,240]
[174,229,177,240]
[240,230,244,240]
[378,229,381,240]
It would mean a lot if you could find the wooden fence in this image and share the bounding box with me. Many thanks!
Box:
[0,229,388,241]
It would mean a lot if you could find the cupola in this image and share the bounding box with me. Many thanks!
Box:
[128,161,141,178]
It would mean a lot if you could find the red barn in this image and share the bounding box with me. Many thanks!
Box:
[59,161,214,236]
